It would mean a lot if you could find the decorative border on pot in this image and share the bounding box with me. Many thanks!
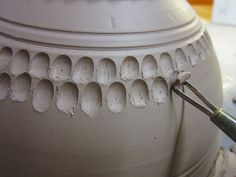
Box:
[0,31,212,118]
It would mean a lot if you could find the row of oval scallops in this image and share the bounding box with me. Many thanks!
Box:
[0,32,211,117]
[0,33,210,84]
[0,72,168,117]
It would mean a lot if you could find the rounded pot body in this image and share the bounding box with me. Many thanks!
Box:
[0,0,222,177]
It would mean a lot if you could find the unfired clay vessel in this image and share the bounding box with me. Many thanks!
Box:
[0,0,222,177]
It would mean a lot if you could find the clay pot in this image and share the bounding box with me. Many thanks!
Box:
[0,0,222,177]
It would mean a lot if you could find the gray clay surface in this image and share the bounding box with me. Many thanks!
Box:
[0,0,223,177]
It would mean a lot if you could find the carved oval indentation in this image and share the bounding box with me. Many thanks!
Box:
[0,73,11,100]
[10,73,31,102]
[29,53,50,78]
[201,35,210,55]
[56,82,78,115]
[196,40,206,60]
[152,77,168,104]
[200,35,207,49]
[203,36,211,55]
[175,48,188,71]
[121,56,139,81]
[204,31,211,41]
[33,79,54,112]
[107,82,126,113]
[0,47,12,72]
[159,53,174,78]
[81,83,102,118]
[97,58,116,85]
[187,44,200,66]
[130,79,149,108]
[142,55,157,79]
[73,57,94,84]
[10,50,30,76]
[50,55,71,81]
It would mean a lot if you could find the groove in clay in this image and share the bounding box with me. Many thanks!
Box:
[196,40,206,60]
[121,56,139,81]
[107,82,126,113]
[72,57,94,84]
[10,73,31,102]
[175,48,188,71]
[142,55,157,79]
[56,82,78,115]
[10,50,30,76]
[33,79,54,112]
[0,47,12,71]
[130,79,149,108]
[97,58,116,85]
[50,55,71,81]
[0,73,11,100]
[152,77,168,104]
[81,82,102,118]
[186,44,200,66]
[159,53,174,78]
[29,53,50,78]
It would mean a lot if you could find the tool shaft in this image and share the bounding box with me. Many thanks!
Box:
[211,109,236,142]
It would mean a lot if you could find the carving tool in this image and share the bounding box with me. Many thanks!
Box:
[172,72,236,142]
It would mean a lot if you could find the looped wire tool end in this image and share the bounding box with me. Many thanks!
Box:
[172,72,236,143]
